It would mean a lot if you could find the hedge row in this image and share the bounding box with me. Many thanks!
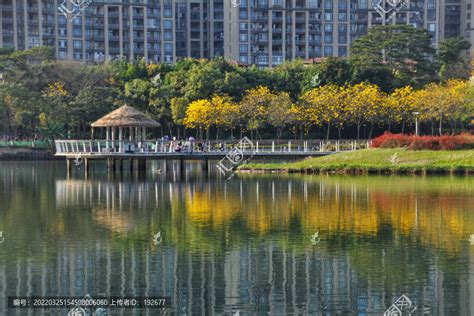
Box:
[371,133,474,150]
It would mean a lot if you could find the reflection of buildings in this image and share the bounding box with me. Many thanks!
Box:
[4,239,472,314]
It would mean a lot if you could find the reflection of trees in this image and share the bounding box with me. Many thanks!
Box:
[183,177,474,255]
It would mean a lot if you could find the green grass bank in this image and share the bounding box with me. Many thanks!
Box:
[242,149,474,174]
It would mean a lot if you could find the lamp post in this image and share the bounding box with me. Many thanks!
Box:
[413,112,420,136]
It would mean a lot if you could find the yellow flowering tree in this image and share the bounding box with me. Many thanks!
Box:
[210,95,239,139]
[183,99,212,139]
[238,86,270,139]
[383,86,416,133]
[345,83,385,139]
[266,91,293,141]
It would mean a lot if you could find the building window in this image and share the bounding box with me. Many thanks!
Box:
[73,40,82,49]
[324,0,333,10]
[73,28,82,37]
[164,31,173,40]
[338,46,347,57]
[240,56,248,63]
[164,20,173,29]
[338,13,347,21]
[240,33,248,41]
[325,13,333,21]
[257,56,268,64]
[324,24,333,32]
[324,46,333,56]
[358,0,368,9]
[324,34,333,43]
[338,0,347,10]
[240,44,248,52]
[164,43,173,53]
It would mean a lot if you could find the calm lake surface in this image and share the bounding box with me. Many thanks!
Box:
[0,161,473,315]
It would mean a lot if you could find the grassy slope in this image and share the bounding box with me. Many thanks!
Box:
[243,149,474,173]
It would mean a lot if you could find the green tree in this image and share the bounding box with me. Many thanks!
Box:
[350,25,436,89]
[303,57,351,91]
[437,37,471,81]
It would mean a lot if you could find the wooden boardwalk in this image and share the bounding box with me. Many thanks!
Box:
[55,139,370,175]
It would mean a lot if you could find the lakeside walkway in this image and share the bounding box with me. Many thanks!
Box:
[55,139,370,175]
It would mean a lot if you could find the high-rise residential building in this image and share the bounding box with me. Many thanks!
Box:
[0,0,470,66]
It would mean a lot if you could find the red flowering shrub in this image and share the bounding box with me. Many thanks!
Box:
[371,133,474,150]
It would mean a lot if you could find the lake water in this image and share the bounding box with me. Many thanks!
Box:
[0,161,473,315]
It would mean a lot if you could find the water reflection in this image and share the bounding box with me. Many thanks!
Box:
[0,162,473,314]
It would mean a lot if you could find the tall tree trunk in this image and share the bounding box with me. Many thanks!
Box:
[439,114,443,136]
[326,122,330,140]
[431,121,434,136]
[357,124,361,140]
[401,120,405,134]
[256,128,262,141]
[369,122,374,139]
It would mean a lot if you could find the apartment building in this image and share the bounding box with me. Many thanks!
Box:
[0,0,470,66]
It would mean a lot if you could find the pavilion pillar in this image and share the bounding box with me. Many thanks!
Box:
[119,127,123,153]
[111,127,115,152]
[105,127,110,152]
[129,126,133,141]
[142,127,146,141]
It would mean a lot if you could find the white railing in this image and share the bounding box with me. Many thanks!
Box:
[54,139,371,155]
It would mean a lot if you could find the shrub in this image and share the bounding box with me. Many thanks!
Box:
[371,132,474,150]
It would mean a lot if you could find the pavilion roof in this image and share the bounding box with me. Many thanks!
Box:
[91,105,160,128]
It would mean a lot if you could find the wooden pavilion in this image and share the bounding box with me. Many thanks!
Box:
[91,105,160,153]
